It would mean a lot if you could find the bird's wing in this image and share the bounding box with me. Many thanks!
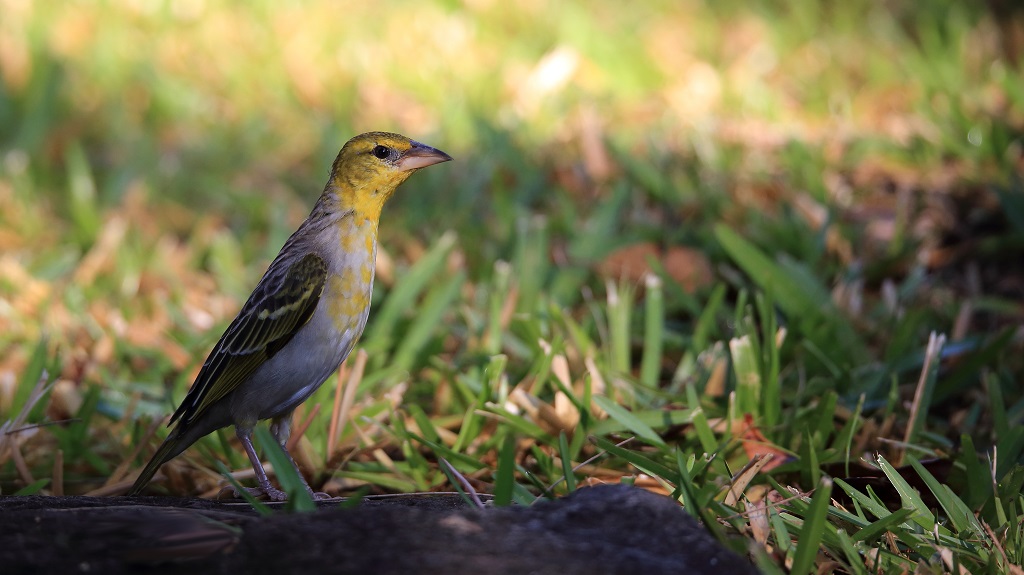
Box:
[170,252,328,429]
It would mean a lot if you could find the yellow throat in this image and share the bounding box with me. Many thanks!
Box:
[316,131,452,332]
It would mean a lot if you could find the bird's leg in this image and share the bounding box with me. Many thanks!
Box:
[234,425,287,501]
[270,414,331,500]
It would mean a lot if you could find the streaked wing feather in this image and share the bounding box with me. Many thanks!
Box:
[179,353,265,422]
[170,252,328,428]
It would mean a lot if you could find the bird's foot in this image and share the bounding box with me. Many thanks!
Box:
[234,485,288,502]
[226,485,332,502]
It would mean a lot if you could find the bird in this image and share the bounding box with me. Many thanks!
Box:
[128,132,452,500]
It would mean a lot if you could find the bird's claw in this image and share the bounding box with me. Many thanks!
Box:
[226,485,332,502]
[234,485,288,502]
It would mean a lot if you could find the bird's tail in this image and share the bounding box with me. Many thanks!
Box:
[127,428,186,496]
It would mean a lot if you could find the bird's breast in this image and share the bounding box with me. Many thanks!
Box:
[324,215,378,334]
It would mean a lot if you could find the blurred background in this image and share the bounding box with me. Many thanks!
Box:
[1,0,1023,530]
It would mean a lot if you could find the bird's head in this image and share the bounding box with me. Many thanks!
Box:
[327,132,452,220]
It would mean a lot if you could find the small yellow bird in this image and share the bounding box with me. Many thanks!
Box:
[128,132,452,500]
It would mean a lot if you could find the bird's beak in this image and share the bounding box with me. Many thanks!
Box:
[396,141,453,172]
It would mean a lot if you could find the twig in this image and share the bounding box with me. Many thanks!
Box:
[3,419,81,434]
[52,449,64,496]
[0,369,53,465]
[107,418,163,487]
[328,360,348,455]
[329,349,367,457]
[441,457,485,509]
[899,331,945,465]
[720,488,815,521]
[543,436,634,495]
[722,453,774,507]
[11,441,35,486]
[287,403,321,452]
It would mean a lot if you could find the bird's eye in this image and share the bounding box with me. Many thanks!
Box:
[372,145,391,160]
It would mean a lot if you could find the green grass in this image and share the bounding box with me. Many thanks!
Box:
[2,0,1023,572]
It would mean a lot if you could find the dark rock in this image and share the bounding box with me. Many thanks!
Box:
[0,484,758,575]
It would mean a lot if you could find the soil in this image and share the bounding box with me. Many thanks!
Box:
[0,484,759,575]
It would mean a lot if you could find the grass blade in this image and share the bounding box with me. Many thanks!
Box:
[592,395,666,448]
[789,477,832,575]
[639,273,664,388]
[557,431,577,492]
[493,433,517,506]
